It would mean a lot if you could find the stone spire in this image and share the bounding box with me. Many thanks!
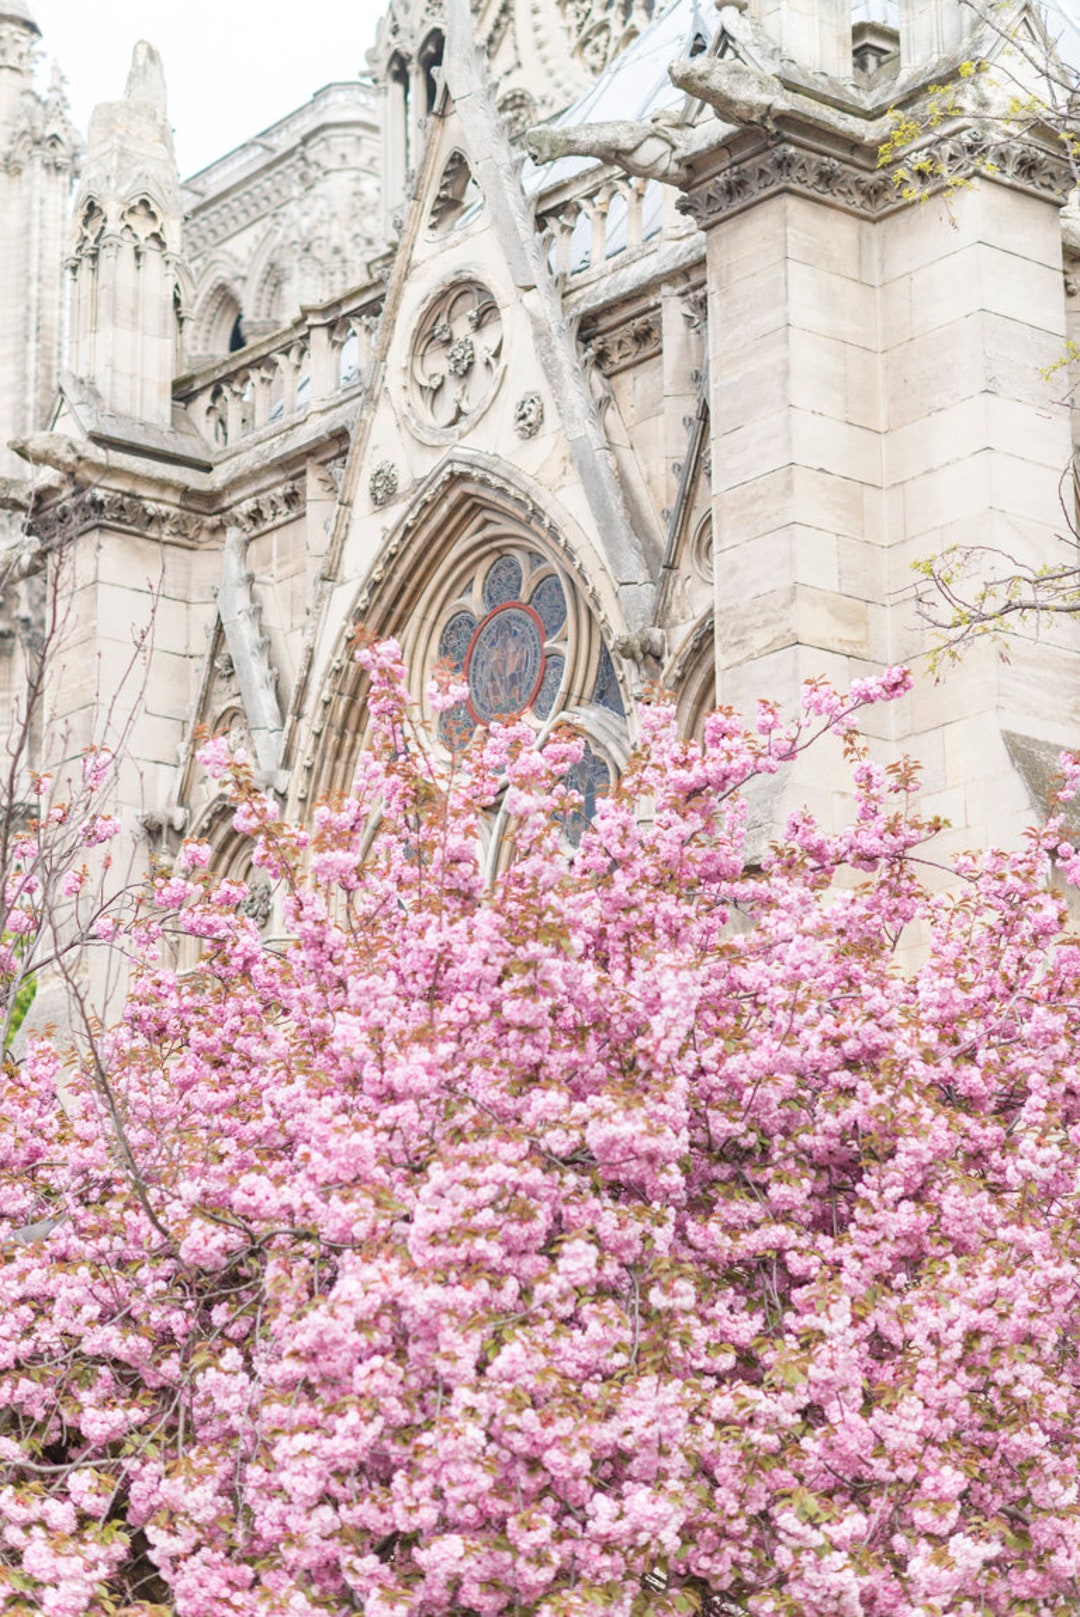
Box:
[67,41,185,428]
[0,0,77,481]
[0,0,38,128]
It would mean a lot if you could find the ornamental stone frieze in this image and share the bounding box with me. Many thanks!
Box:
[30,489,206,548]
[678,128,1072,228]
[231,480,305,537]
[583,310,661,376]
[678,139,896,227]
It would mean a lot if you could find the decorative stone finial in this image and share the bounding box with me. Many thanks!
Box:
[125,40,167,118]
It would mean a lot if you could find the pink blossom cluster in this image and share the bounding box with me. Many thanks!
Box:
[2,657,1080,1615]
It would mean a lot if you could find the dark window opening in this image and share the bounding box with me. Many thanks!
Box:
[229,314,245,353]
[419,30,444,115]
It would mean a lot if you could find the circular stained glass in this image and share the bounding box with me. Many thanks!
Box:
[483,555,524,611]
[466,604,545,723]
[439,610,477,672]
[532,574,567,637]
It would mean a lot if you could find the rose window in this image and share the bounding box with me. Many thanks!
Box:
[411,281,503,431]
[434,549,624,738]
[436,552,574,749]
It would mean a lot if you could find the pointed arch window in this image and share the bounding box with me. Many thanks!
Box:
[435,551,575,749]
[414,534,628,842]
[308,485,631,826]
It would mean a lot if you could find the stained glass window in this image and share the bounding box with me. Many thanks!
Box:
[439,611,476,672]
[561,742,611,847]
[533,655,565,720]
[426,545,621,846]
[482,555,524,611]
[434,550,574,747]
[467,606,545,722]
[532,574,568,637]
[593,642,625,717]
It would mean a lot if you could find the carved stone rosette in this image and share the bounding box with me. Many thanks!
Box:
[369,461,399,507]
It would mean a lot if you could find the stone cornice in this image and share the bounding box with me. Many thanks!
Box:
[680,135,893,225]
[230,478,305,537]
[29,488,207,548]
[679,125,1073,228]
[582,308,662,375]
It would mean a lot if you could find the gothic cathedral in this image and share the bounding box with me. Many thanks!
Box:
[0,0,1076,883]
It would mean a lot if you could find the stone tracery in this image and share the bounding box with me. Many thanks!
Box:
[306,472,630,829]
[409,280,503,431]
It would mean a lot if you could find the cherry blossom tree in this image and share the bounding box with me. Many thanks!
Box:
[3,642,1080,1616]
[0,531,149,1057]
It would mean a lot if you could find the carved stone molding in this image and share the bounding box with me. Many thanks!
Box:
[942,132,1072,202]
[231,479,304,537]
[680,130,1072,228]
[586,310,661,376]
[30,488,205,547]
[347,462,609,639]
[680,142,895,226]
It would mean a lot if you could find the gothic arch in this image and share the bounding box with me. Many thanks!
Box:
[189,267,245,362]
[243,222,296,333]
[667,610,716,742]
[251,256,288,329]
[417,28,445,114]
[302,462,633,805]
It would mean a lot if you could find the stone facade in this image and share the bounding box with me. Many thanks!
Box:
[1,0,1078,894]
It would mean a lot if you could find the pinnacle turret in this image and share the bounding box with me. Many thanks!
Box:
[67,41,187,428]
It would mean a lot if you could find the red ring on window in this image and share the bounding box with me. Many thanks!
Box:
[464,601,547,724]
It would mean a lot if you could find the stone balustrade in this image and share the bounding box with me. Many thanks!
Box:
[174,281,383,453]
[536,169,664,284]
